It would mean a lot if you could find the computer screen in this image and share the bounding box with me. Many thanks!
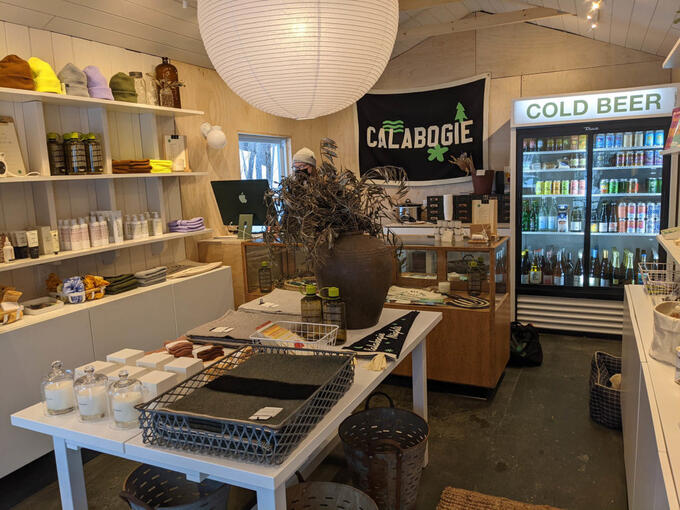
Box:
[210,179,270,227]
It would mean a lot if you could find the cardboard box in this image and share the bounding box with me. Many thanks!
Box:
[74,360,121,379]
[107,348,145,365]
[164,357,203,380]
[106,365,150,381]
[471,196,498,235]
[138,370,178,399]
[136,353,175,370]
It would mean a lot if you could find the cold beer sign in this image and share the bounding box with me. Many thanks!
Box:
[513,87,676,126]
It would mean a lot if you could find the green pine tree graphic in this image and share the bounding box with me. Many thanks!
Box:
[455,102,467,122]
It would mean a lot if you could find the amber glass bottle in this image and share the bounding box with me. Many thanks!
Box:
[155,57,181,108]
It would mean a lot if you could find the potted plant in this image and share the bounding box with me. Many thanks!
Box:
[450,152,495,194]
[265,139,407,329]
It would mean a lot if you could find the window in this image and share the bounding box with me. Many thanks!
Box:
[238,134,290,187]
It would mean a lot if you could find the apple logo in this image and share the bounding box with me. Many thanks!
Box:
[238,192,247,204]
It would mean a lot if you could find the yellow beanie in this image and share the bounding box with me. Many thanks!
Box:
[27,57,63,94]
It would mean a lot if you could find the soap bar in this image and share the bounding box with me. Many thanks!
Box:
[164,357,203,380]
[106,348,145,365]
[136,353,175,370]
[138,370,178,399]
[74,360,121,379]
[107,365,150,381]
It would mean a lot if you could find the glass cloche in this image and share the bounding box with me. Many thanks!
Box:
[41,360,75,416]
[108,370,144,429]
[74,366,109,422]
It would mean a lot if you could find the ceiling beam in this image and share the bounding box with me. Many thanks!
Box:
[399,0,464,11]
[399,7,568,38]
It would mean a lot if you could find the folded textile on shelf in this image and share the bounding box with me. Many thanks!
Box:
[164,338,194,357]
[112,159,153,174]
[194,344,225,361]
[134,266,168,287]
[104,273,139,295]
[150,159,173,173]
[168,217,206,233]
[238,288,303,317]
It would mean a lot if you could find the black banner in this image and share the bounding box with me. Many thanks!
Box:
[357,77,487,181]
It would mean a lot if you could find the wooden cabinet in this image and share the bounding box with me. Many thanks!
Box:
[388,237,510,388]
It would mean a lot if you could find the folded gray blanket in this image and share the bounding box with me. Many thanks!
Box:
[185,309,299,340]
[135,266,167,279]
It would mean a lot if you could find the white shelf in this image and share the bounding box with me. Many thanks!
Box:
[523,194,585,198]
[593,166,662,171]
[522,231,583,235]
[593,145,662,152]
[0,230,212,273]
[592,232,656,237]
[0,86,204,117]
[658,234,680,265]
[523,149,585,155]
[592,193,661,198]
[0,172,207,184]
[523,168,586,173]
[660,147,680,156]
[0,266,227,337]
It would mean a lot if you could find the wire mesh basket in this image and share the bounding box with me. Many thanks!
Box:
[249,321,338,349]
[639,262,680,302]
[137,345,355,465]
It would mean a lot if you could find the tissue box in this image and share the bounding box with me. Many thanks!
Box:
[107,365,150,381]
[164,357,203,380]
[136,353,175,370]
[107,348,145,365]
[74,360,121,379]
[138,370,177,398]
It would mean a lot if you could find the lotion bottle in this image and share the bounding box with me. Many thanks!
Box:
[70,219,81,251]
[79,218,90,249]
[152,212,163,236]
[2,236,14,262]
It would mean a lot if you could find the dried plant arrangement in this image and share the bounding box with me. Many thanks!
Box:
[449,152,475,175]
[264,138,407,265]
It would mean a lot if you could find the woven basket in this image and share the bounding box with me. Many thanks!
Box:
[287,481,378,510]
[589,351,622,430]
[120,464,230,510]
[437,487,563,510]
[339,392,428,510]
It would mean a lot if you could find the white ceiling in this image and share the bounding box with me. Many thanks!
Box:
[0,0,678,69]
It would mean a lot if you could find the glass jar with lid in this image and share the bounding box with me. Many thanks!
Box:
[128,71,147,105]
[82,134,103,174]
[41,360,75,416]
[74,366,109,422]
[63,132,87,175]
[46,133,66,176]
[108,370,144,429]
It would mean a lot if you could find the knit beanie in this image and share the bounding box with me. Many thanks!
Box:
[58,63,89,97]
[0,55,34,90]
[83,65,113,100]
[27,57,63,94]
[292,147,316,167]
[109,72,137,103]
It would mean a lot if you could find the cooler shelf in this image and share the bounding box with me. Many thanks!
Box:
[522,231,584,235]
[592,193,661,198]
[591,232,656,237]
[523,194,585,198]
[593,145,662,152]
[523,150,586,155]
[593,165,662,171]
[523,168,586,173]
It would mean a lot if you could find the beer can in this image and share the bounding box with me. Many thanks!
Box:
[578,155,586,168]
[623,132,633,148]
[637,218,646,233]
[579,134,587,150]
[619,178,629,194]
[635,151,644,166]
[570,179,579,195]
[627,218,636,234]
[561,180,570,195]
[608,178,618,194]
[625,151,635,166]
[634,131,644,147]
[654,150,663,166]
[629,178,639,194]
[619,218,627,233]
[605,132,615,148]
[595,133,605,148]
[617,201,627,220]
[571,135,579,150]
[646,216,655,234]
[655,129,665,147]
[644,150,655,166]
[552,180,561,194]
[647,177,657,193]
[616,152,625,167]
[637,202,647,217]
[599,178,609,194]
[578,178,586,195]
[615,132,623,148]
[627,202,637,220]
[645,130,655,147]
[535,180,542,195]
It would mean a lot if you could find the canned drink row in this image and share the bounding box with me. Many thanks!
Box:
[594,130,664,149]
[523,135,587,152]
[598,177,661,194]
[534,179,586,195]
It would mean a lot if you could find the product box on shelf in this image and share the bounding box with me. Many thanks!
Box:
[74,360,121,379]
[106,348,145,365]
[136,352,175,370]
[454,195,472,223]
[138,370,178,399]
[107,365,150,381]
[427,195,444,223]
[163,357,203,380]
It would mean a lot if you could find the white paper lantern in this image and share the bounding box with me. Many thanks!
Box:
[197,0,399,120]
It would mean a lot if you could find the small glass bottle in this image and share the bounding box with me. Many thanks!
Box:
[41,360,75,416]
[301,284,323,324]
[82,134,103,174]
[467,261,482,296]
[322,287,347,345]
[63,132,87,175]
[128,71,147,105]
[258,261,273,293]
[46,133,66,175]
[74,366,109,422]
[155,57,181,108]
[108,370,144,429]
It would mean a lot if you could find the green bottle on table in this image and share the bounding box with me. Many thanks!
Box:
[322,287,347,346]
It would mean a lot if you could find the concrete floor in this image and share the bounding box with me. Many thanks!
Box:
[3,333,626,510]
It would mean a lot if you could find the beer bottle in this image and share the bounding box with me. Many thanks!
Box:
[624,252,635,285]
[553,251,564,286]
[573,250,583,287]
[589,249,600,287]
[600,249,611,288]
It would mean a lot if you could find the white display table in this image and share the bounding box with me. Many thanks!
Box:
[11,307,441,510]
[623,285,680,510]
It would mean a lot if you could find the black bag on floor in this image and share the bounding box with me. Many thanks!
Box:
[509,321,543,367]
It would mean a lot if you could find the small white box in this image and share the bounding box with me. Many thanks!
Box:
[107,365,150,381]
[164,357,203,380]
[74,360,121,379]
[106,348,145,365]
[138,370,178,399]
[136,353,175,370]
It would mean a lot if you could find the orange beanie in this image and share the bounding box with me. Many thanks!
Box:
[0,54,34,90]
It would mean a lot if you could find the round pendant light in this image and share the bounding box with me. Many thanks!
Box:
[197,0,399,120]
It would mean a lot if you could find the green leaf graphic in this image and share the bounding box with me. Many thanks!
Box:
[455,102,467,123]
[427,144,449,162]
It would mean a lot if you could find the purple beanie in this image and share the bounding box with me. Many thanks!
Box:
[83,65,113,100]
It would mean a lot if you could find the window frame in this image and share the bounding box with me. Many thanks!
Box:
[237,133,291,187]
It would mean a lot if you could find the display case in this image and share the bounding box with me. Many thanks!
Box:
[389,237,510,389]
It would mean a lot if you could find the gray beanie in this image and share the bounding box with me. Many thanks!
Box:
[58,63,89,97]
[293,147,316,167]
